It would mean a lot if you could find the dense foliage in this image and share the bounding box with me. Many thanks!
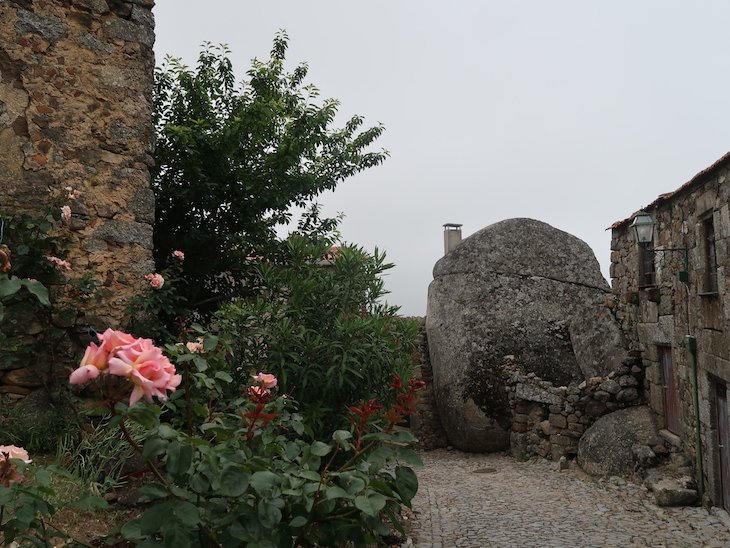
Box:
[216,236,419,438]
[152,33,388,315]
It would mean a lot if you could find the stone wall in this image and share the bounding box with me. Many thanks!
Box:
[411,319,449,450]
[504,355,644,460]
[0,0,156,395]
[610,154,730,506]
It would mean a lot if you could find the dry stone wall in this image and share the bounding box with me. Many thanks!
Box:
[0,0,156,395]
[410,319,449,450]
[503,355,645,460]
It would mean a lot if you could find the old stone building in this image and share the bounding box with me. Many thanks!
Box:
[610,151,730,508]
[0,0,156,394]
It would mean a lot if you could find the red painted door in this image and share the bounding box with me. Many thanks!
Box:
[660,346,680,434]
[716,383,730,509]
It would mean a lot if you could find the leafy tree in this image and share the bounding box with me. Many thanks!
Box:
[152,33,388,315]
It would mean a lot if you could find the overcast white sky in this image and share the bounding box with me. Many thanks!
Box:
[154,1,730,316]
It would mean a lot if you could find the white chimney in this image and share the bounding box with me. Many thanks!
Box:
[443,223,462,254]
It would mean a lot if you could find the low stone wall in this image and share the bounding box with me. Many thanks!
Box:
[504,355,645,460]
[411,318,449,450]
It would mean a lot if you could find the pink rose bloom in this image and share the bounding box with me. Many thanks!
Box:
[144,273,164,289]
[0,445,31,487]
[47,256,71,271]
[69,341,109,384]
[252,372,277,389]
[248,385,270,399]
[172,250,185,261]
[64,186,82,200]
[97,328,136,354]
[108,338,182,406]
[185,341,203,353]
[60,205,71,222]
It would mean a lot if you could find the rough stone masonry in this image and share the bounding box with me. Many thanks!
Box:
[0,0,156,320]
[0,0,156,393]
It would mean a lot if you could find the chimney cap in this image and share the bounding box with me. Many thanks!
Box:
[443,223,462,228]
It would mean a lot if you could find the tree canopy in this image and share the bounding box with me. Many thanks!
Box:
[152,32,388,311]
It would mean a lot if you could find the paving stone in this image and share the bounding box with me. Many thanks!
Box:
[403,449,730,547]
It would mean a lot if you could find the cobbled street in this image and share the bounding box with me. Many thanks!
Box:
[403,449,730,548]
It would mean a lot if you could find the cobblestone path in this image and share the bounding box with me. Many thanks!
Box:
[404,449,730,547]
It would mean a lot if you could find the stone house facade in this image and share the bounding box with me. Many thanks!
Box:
[610,151,730,508]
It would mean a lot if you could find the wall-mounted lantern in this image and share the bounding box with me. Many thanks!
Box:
[629,210,656,244]
[629,210,688,284]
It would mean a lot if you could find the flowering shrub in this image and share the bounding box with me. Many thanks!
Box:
[107,368,423,546]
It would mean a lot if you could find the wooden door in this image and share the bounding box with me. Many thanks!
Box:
[660,346,680,434]
[716,383,730,509]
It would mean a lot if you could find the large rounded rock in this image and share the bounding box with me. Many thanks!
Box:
[426,218,626,452]
[578,406,661,477]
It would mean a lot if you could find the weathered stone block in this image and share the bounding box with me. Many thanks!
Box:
[549,414,567,429]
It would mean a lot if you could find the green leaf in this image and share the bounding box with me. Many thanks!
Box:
[203,334,218,351]
[297,470,320,482]
[257,499,282,529]
[143,437,169,460]
[192,355,208,372]
[166,441,193,477]
[250,471,279,495]
[138,483,169,501]
[339,473,366,495]
[394,466,418,505]
[158,424,178,439]
[289,516,307,528]
[20,279,50,306]
[310,441,331,457]
[214,371,233,383]
[128,406,159,429]
[218,465,249,497]
[397,448,423,467]
[139,502,172,535]
[325,485,351,500]
[354,493,386,517]
[172,500,199,525]
[121,519,144,540]
[0,275,22,299]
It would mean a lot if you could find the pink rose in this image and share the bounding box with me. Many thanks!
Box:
[108,338,181,406]
[69,341,109,383]
[46,256,71,271]
[64,186,82,200]
[252,372,278,389]
[70,330,181,407]
[97,328,136,354]
[0,445,31,487]
[172,250,185,261]
[248,385,270,399]
[144,273,164,289]
[60,205,71,222]
[185,341,204,353]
